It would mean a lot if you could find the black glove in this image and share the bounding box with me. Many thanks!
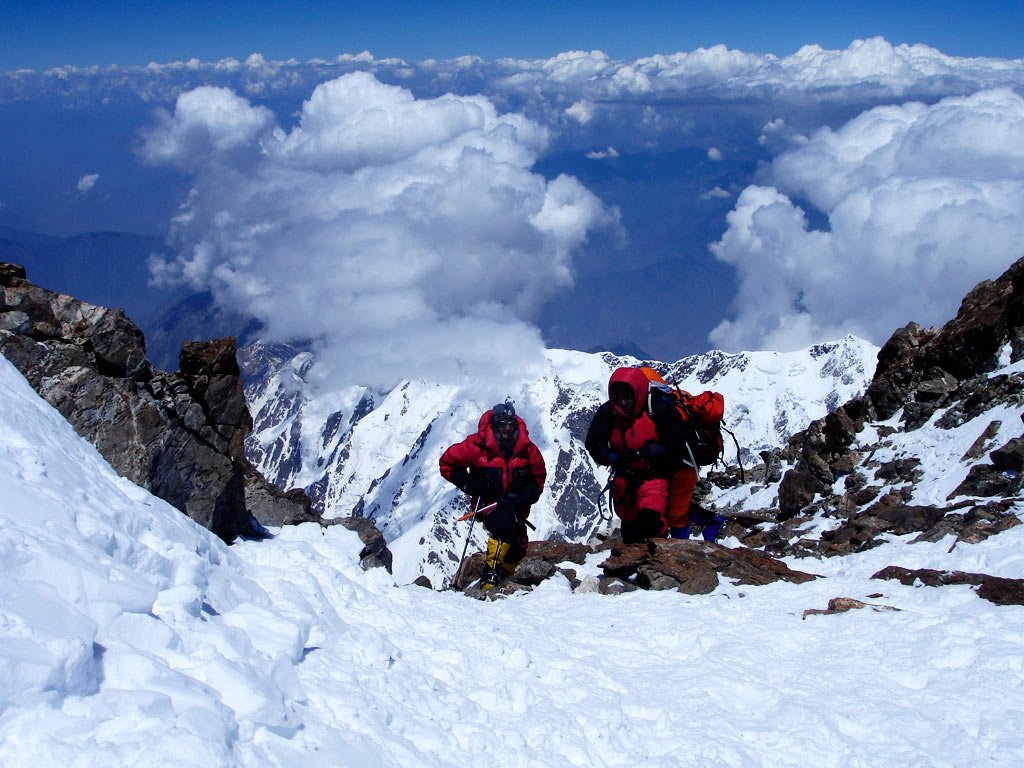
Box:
[459,473,490,498]
[609,450,639,470]
[640,440,665,461]
[496,493,524,515]
[636,507,668,537]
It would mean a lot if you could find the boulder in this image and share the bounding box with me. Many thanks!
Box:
[600,539,817,594]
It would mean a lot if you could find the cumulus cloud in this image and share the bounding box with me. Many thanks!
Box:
[707,147,724,161]
[142,72,611,389]
[710,88,1024,352]
[585,147,619,160]
[76,173,99,193]
[138,86,275,170]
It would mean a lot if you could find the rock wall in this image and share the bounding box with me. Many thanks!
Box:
[775,254,1024,526]
[0,262,317,541]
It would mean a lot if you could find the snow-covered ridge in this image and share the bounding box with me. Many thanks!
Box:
[244,335,879,585]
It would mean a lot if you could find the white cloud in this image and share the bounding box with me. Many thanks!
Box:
[143,73,611,389]
[585,147,619,160]
[711,88,1024,352]
[138,86,275,170]
[564,100,595,125]
[76,173,99,193]
[700,186,731,200]
[707,147,724,161]
[758,118,808,152]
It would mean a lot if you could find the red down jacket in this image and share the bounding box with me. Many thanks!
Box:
[439,410,547,515]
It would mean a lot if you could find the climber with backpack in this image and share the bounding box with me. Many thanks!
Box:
[587,366,727,544]
[440,400,547,589]
[585,367,680,543]
[641,368,727,542]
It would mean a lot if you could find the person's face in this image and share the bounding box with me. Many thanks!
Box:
[494,417,516,440]
[611,387,635,414]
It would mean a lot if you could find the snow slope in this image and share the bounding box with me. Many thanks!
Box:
[2,353,1024,766]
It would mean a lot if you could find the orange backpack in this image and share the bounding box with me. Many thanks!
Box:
[638,367,727,468]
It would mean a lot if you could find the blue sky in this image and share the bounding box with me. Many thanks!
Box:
[3,0,1023,70]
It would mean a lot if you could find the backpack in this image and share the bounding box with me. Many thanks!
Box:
[638,367,728,469]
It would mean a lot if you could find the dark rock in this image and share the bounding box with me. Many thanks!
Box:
[872,565,1024,606]
[524,540,591,565]
[990,437,1024,472]
[778,466,828,519]
[960,420,1004,461]
[802,596,901,619]
[874,458,922,484]
[759,450,783,483]
[513,558,558,586]
[949,464,1023,499]
[867,322,934,421]
[0,263,314,542]
[915,369,959,401]
[598,577,639,595]
[976,577,1024,606]
[874,504,945,534]
[330,516,394,573]
[600,539,817,594]
[872,565,985,587]
[245,473,319,527]
[412,575,434,589]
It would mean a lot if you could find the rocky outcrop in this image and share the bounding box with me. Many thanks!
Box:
[772,256,1024,524]
[0,262,316,541]
[599,538,817,593]
[872,566,1024,606]
[327,516,394,573]
[456,540,590,593]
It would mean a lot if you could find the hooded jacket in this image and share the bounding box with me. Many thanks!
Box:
[585,366,681,477]
[439,410,547,513]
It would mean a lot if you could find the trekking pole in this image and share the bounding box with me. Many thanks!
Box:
[452,497,480,591]
[597,472,614,522]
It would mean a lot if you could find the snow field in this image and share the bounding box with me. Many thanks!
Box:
[2,354,1023,766]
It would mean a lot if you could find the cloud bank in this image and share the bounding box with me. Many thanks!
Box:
[710,88,1024,351]
[142,72,610,388]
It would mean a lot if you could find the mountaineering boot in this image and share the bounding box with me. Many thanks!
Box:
[479,566,503,590]
[479,536,512,590]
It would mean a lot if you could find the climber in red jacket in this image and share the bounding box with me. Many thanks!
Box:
[440,400,546,588]
[585,367,679,543]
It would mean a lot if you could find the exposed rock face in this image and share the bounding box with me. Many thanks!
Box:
[773,256,1024,524]
[0,262,317,541]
